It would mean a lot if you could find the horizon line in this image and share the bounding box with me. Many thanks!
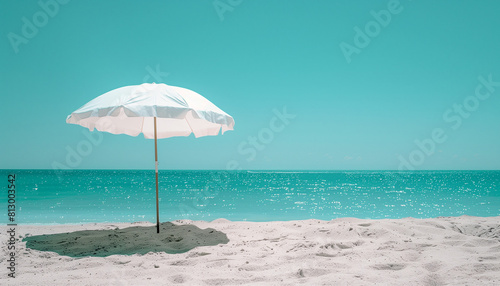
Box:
[2,169,500,172]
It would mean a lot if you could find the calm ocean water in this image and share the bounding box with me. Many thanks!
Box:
[2,170,499,224]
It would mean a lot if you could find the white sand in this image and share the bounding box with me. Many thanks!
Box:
[1,216,499,285]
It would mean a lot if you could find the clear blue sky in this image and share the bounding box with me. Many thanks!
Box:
[1,0,500,170]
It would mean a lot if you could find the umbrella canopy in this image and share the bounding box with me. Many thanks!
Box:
[66,83,234,138]
[66,83,234,233]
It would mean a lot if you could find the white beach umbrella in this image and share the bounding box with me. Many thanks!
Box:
[66,83,235,233]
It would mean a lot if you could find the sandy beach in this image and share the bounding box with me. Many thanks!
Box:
[1,216,499,285]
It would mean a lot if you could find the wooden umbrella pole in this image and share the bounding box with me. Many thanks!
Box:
[154,117,160,233]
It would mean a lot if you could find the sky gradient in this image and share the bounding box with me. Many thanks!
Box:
[1,0,500,170]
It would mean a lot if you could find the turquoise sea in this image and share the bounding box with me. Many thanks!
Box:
[2,170,499,224]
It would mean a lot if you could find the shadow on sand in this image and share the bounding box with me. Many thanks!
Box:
[23,222,229,258]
